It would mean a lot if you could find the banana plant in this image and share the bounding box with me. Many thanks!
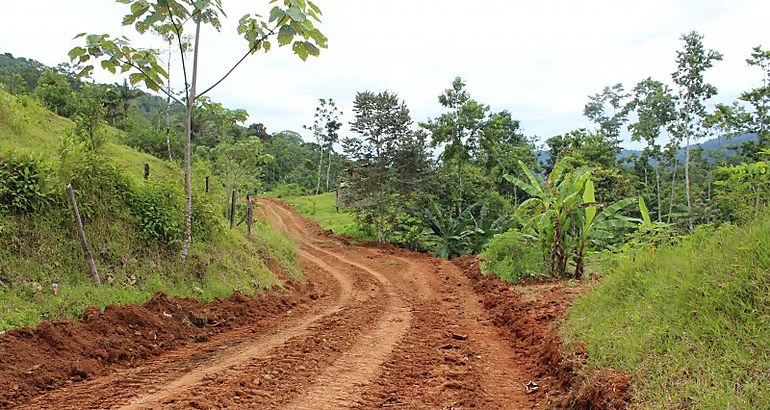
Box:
[422,201,477,259]
[505,160,592,277]
[573,179,636,277]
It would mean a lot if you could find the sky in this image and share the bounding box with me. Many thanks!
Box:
[1,0,768,148]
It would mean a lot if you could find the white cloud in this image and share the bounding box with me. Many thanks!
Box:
[1,0,768,147]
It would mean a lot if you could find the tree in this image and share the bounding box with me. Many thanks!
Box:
[626,78,677,221]
[70,0,327,258]
[305,98,342,194]
[344,90,413,242]
[671,31,723,230]
[584,83,630,147]
[34,69,77,117]
[422,77,489,213]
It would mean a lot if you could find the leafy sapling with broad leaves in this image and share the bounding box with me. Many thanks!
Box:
[69,0,328,259]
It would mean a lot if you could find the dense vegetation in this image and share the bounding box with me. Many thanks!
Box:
[565,217,770,407]
[2,2,768,405]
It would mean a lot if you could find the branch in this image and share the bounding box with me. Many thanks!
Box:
[196,18,286,99]
[124,59,184,105]
[166,2,190,103]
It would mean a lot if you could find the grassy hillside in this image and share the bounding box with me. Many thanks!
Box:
[0,89,301,331]
[564,217,770,408]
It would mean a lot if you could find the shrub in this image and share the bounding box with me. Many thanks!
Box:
[130,180,184,248]
[122,128,183,160]
[58,147,132,218]
[0,152,53,214]
[271,183,307,198]
[480,229,544,281]
[191,189,223,241]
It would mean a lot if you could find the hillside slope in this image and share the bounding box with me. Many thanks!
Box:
[564,216,770,407]
[0,89,300,331]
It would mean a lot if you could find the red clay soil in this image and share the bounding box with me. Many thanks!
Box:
[452,256,632,409]
[0,286,313,408]
[0,199,629,409]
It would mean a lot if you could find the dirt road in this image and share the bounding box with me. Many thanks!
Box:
[3,199,550,409]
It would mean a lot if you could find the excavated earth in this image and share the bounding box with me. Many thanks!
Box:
[0,199,629,409]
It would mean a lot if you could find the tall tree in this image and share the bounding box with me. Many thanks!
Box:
[671,31,723,230]
[305,98,341,195]
[627,78,677,221]
[71,0,327,258]
[422,77,489,213]
[344,91,413,242]
[584,83,630,149]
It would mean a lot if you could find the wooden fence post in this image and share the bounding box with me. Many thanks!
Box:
[66,184,101,287]
[143,163,150,180]
[230,189,237,229]
[246,195,253,237]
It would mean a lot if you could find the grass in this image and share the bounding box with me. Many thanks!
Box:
[0,90,174,180]
[277,192,371,241]
[0,89,301,332]
[563,216,770,408]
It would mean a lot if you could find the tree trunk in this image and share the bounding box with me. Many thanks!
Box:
[551,217,566,277]
[181,20,201,260]
[315,146,323,195]
[684,131,693,231]
[326,148,333,191]
[165,40,173,162]
[668,156,678,223]
[655,164,662,222]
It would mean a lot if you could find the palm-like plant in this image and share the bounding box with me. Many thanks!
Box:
[505,159,635,278]
[422,201,477,259]
[505,160,591,276]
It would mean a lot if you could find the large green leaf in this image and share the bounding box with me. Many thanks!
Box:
[504,174,542,200]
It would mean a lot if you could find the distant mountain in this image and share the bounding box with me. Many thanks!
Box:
[537,133,758,167]
[619,133,757,162]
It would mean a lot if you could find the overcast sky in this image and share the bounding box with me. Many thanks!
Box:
[1,0,768,148]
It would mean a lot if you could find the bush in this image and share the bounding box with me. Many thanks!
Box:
[0,152,53,214]
[271,183,307,198]
[191,190,223,241]
[130,180,184,248]
[59,148,132,218]
[480,229,544,281]
[122,128,182,161]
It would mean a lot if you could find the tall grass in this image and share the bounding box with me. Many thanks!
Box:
[564,216,770,408]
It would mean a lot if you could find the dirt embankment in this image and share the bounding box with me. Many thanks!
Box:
[453,255,632,409]
[0,283,313,408]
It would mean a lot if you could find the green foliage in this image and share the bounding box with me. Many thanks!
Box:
[58,147,132,218]
[565,216,770,407]
[506,159,634,278]
[130,180,184,247]
[421,201,477,259]
[714,157,770,222]
[197,136,273,194]
[480,229,543,281]
[34,69,77,118]
[270,183,307,198]
[0,152,53,214]
[122,127,183,160]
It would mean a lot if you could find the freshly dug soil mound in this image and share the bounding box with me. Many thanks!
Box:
[0,283,312,408]
[453,255,632,409]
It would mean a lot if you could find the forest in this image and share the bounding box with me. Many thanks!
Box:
[0,0,768,407]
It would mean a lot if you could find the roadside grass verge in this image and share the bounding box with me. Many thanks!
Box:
[276,192,371,241]
[563,216,770,408]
